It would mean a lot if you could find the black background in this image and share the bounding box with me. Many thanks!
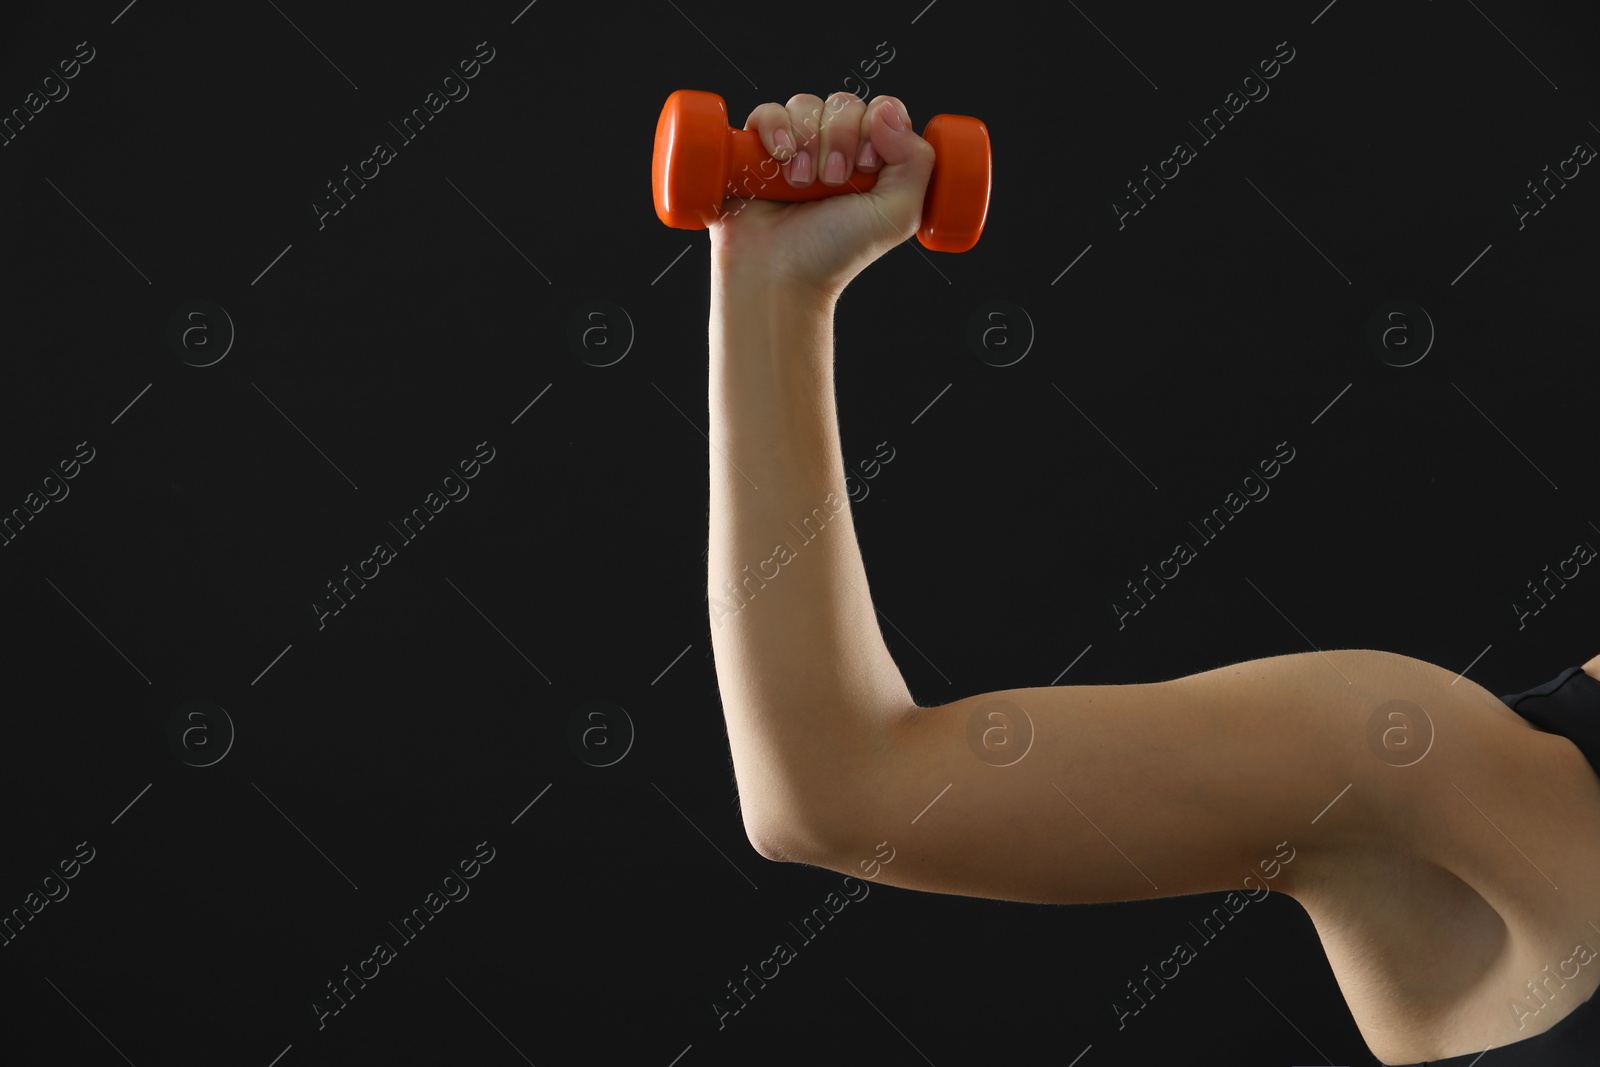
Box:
[1,1,1596,1064]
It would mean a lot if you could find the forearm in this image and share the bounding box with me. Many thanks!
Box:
[706,263,914,852]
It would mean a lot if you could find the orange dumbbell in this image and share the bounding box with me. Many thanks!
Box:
[652,89,991,252]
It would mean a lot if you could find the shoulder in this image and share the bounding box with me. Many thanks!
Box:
[1287,663,1600,1061]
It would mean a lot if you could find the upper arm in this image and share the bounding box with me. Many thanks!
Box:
[794,649,1475,906]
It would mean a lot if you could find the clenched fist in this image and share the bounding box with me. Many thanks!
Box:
[709,91,936,300]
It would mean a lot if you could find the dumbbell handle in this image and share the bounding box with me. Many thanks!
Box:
[654,89,989,250]
[724,127,881,203]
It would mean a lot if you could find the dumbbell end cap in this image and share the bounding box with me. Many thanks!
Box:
[654,90,729,230]
[918,114,991,252]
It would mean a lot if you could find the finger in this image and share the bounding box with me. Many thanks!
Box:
[859,97,914,176]
[817,91,866,186]
[745,101,796,163]
[863,96,929,172]
[859,96,936,238]
[782,93,826,187]
[853,95,884,172]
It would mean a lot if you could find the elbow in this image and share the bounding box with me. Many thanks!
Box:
[744,819,800,864]
[730,706,904,868]
[730,766,814,863]
[741,807,837,866]
[739,778,862,866]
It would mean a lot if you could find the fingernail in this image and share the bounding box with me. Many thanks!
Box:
[823,150,847,184]
[772,127,793,160]
[857,139,879,169]
[787,149,813,185]
[881,104,905,132]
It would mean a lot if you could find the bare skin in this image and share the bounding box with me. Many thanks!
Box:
[704,89,1600,1065]
[1292,662,1600,1061]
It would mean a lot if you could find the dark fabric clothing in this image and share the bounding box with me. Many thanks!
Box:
[1406,666,1600,1065]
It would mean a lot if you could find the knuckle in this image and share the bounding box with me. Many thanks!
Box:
[787,100,823,143]
[825,90,860,113]
[755,103,787,133]
[751,105,790,147]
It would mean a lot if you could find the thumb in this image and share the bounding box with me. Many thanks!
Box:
[862,98,936,241]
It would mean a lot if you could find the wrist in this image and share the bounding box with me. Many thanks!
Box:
[710,246,844,308]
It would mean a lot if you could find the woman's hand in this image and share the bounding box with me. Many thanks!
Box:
[708,92,936,301]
